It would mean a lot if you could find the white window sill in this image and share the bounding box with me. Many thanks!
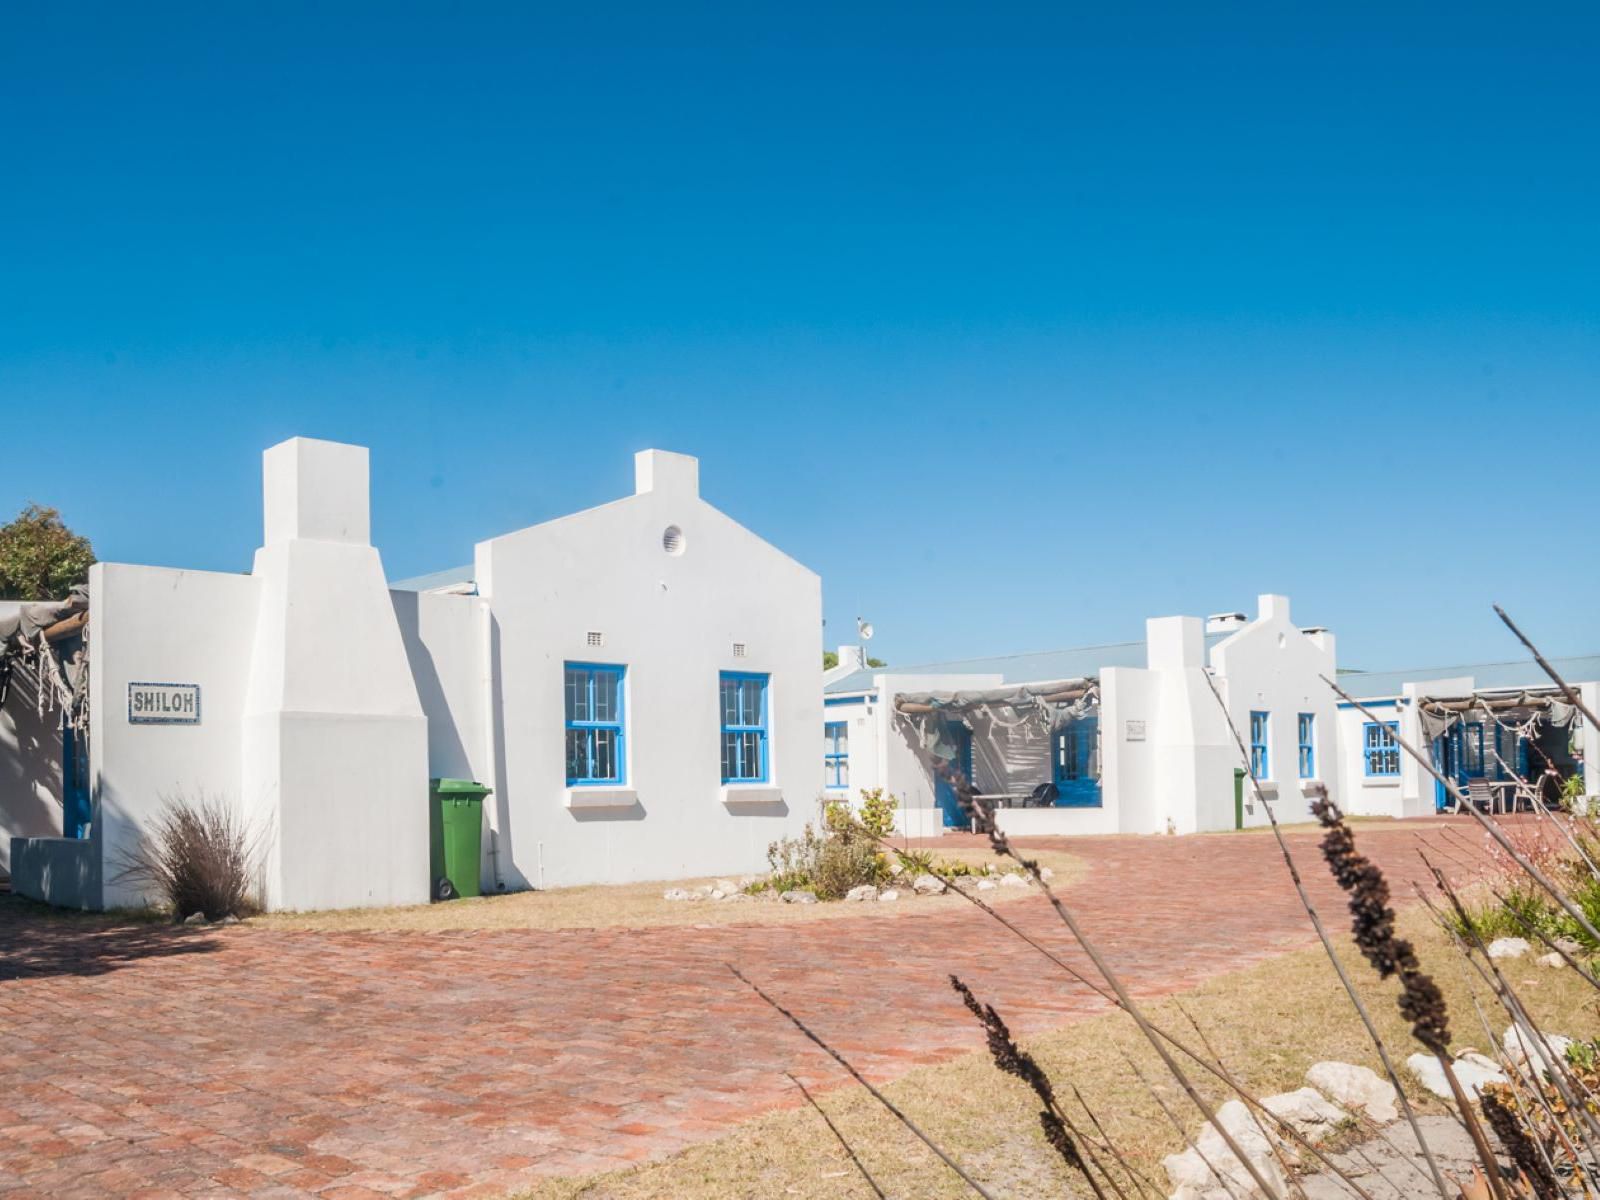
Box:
[1254,780,1279,799]
[564,787,638,810]
[722,785,784,807]
[1360,778,1400,789]
[1298,778,1326,796]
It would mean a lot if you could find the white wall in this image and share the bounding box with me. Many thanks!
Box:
[473,449,823,888]
[89,562,260,910]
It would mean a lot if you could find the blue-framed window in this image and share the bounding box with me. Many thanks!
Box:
[1297,713,1315,779]
[1364,721,1400,777]
[720,672,769,783]
[824,721,849,790]
[1249,711,1270,777]
[564,663,626,785]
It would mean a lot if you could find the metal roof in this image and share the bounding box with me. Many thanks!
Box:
[825,634,1230,694]
[1339,654,1600,700]
[389,565,475,593]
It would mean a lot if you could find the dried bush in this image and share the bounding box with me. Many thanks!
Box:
[762,799,892,899]
[117,795,261,921]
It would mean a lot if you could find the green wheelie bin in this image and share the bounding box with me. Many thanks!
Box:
[428,779,492,900]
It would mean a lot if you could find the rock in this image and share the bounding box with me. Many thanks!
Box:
[1162,1099,1289,1198]
[714,879,737,894]
[1553,936,1582,956]
[218,914,240,926]
[662,888,692,901]
[878,889,899,902]
[844,885,878,902]
[1406,1051,1507,1100]
[1039,867,1055,881]
[1305,1061,1399,1123]
[1486,937,1531,960]
[1536,951,1566,969]
[780,889,817,904]
[912,874,946,895]
[1261,1087,1349,1140]
[709,889,727,901]
[999,873,1029,888]
[976,879,998,891]
[721,892,753,903]
[1502,1024,1574,1079]
[182,912,208,925]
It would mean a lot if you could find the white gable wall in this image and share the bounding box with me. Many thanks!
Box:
[474,450,823,888]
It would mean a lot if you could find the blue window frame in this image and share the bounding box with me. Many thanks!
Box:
[1364,721,1400,777]
[1463,721,1486,778]
[1297,713,1315,779]
[564,663,626,785]
[824,721,849,790]
[1249,711,1270,777]
[720,672,769,783]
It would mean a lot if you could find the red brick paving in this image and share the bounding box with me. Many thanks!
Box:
[0,818,1502,1198]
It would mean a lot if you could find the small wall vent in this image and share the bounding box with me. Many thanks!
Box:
[662,525,685,555]
[733,642,748,658]
[586,631,605,647]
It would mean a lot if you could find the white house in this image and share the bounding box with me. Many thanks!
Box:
[825,595,1343,837]
[3,438,821,910]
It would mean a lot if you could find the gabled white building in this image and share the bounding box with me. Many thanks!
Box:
[4,438,820,910]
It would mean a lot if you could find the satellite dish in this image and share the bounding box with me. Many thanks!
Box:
[856,617,874,641]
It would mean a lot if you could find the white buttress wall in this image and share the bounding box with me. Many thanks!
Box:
[90,563,260,910]
[475,449,822,888]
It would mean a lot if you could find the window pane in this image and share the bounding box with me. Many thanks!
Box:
[565,669,587,721]
[593,671,617,722]
[838,760,849,788]
[836,723,847,752]
[740,680,763,726]
[591,728,617,781]
[566,728,588,780]
[721,679,739,725]
[722,731,737,780]
[743,731,763,778]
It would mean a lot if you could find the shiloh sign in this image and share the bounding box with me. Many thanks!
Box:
[128,682,202,725]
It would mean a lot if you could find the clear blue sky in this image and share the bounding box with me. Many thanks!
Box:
[3,3,1596,672]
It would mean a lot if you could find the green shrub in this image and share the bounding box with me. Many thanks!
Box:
[857,789,898,839]
[766,802,892,899]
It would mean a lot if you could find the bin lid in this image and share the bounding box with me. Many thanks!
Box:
[430,778,493,797]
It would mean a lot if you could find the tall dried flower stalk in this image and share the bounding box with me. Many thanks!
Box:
[938,767,1284,1200]
[949,975,1111,1199]
[1310,796,1508,1200]
[786,1073,886,1200]
[1202,672,1453,1198]
[726,964,998,1199]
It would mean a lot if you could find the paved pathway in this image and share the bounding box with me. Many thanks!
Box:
[0,819,1499,1199]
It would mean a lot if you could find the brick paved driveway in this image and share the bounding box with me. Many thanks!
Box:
[0,819,1498,1199]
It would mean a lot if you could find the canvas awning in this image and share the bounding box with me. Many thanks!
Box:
[1417,688,1580,741]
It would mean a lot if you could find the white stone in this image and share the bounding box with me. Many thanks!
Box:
[845,885,878,902]
[1260,1088,1349,1140]
[182,911,208,925]
[1038,867,1055,881]
[1305,1061,1399,1123]
[912,873,946,895]
[1486,937,1532,960]
[662,888,692,901]
[1161,1099,1289,1198]
[1405,1052,1507,1100]
[714,879,737,894]
[999,872,1029,888]
[218,914,240,925]
[721,892,752,903]
[1502,1025,1574,1079]
[1536,951,1566,969]
[976,878,997,891]
[877,889,899,902]
[780,889,817,904]
[709,889,727,901]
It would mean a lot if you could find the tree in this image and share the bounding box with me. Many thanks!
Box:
[0,504,95,600]
[867,657,887,668]
[823,651,839,670]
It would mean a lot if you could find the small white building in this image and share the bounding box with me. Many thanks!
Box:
[4,438,820,910]
[1335,657,1600,819]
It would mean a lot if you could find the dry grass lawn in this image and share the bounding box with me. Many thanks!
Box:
[514,906,1599,1199]
[256,846,1086,933]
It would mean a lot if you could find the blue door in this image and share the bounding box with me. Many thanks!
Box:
[933,725,973,828]
[1053,717,1102,807]
[1432,726,1471,811]
[61,724,91,838]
